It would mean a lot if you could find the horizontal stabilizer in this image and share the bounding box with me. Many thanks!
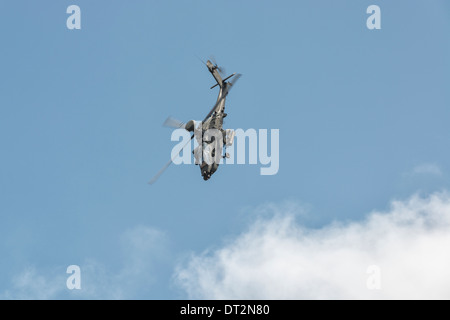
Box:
[210,73,237,89]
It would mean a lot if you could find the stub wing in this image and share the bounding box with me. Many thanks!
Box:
[225,129,235,146]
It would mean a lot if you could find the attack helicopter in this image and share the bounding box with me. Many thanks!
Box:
[149,58,241,184]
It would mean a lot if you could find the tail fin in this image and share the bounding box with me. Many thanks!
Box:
[206,60,224,88]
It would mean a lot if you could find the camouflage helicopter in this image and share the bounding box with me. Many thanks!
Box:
[149,58,241,184]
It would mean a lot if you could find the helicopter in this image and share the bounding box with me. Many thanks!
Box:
[149,58,242,184]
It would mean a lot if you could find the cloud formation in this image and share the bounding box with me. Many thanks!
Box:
[175,192,450,299]
[1,226,167,300]
[411,163,442,176]
[1,267,65,300]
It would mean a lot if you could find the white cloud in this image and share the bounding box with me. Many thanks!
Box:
[411,163,442,176]
[175,192,450,299]
[1,226,167,300]
[1,267,65,300]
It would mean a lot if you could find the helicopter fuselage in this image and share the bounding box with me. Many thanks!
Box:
[198,82,230,180]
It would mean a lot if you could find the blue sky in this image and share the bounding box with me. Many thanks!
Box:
[0,1,449,299]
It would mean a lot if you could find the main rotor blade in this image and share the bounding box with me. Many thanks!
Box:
[148,135,194,185]
[148,158,173,185]
[163,116,185,129]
